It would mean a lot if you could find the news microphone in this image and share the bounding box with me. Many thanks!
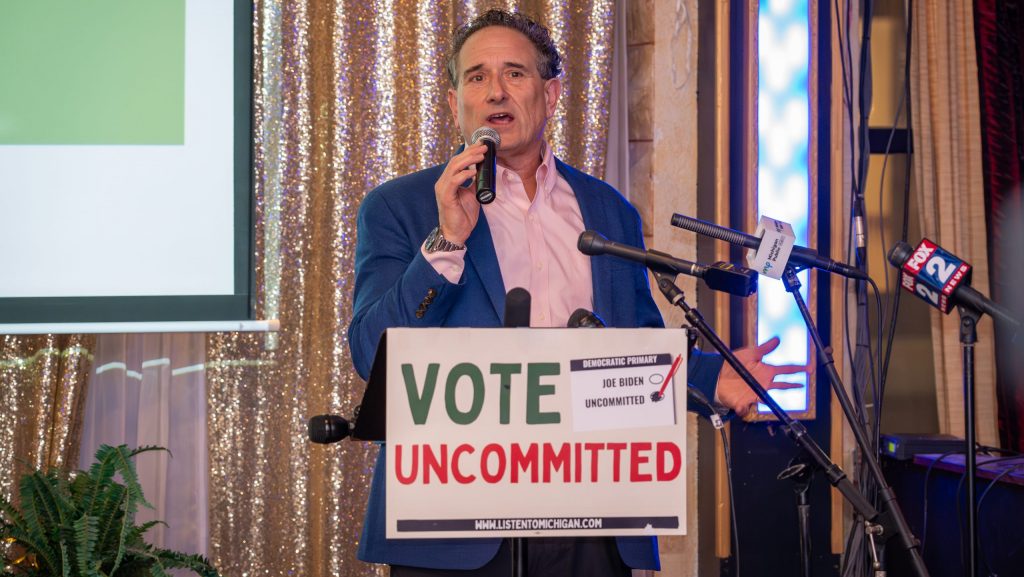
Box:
[471,127,500,204]
[887,240,1020,327]
[308,414,352,444]
[504,287,531,328]
[577,230,758,297]
[670,213,869,281]
[567,308,606,328]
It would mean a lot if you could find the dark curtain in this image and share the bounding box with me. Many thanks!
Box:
[974,0,1024,451]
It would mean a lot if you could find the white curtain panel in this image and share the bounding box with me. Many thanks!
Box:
[78,333,209,558]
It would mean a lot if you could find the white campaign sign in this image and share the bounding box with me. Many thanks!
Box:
[385,328,688,539]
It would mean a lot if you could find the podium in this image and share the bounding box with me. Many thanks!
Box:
[353,327,693,540]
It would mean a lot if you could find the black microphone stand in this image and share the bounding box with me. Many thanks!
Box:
[778,457,814,577]
[777,265,929,577]
[649,269,928,577]
[511,537,527,577]
[958,306,981,577]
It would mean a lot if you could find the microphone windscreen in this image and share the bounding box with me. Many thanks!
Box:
[567,308,606,328]
[504,287,531,328]
[887,241,914,268]
[308,415,351,444]
[471,126,501,146]
[577,230,605,255]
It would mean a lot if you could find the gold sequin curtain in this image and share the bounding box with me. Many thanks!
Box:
[206,1,615,576]
[0,335,94,496]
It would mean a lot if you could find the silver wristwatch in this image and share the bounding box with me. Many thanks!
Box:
[424,226,465,253]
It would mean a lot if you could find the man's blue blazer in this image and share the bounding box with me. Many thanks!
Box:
[347,157,724,570]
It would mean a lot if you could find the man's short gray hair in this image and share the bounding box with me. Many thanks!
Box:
[446,9,563,87]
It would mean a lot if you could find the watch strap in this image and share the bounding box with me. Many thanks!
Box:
[425,226,465,253]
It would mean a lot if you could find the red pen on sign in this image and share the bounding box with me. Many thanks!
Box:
[652,354,682,402]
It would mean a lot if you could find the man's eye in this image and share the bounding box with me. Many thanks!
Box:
[509,71,522,77]
[469,75,484,82]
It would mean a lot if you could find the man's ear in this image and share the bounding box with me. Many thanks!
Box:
[544,77,562,119]
[447,87,460,131]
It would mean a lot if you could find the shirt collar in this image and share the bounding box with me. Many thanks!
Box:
[496,141,559,202]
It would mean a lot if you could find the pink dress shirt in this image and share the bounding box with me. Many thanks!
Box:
[423,142,594,327]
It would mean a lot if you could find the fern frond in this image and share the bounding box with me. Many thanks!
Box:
[59,540,71,577]
[112,553,155,577]
[86,446,122,489]
[123,519,167,546]
[1,490,59,575]
[122,546,220,577]
[3,523,61,576]
[105,445,162,511]
[107,496,133,577]
[73,513,101,577]
[0,490,27,531]
[112,556,155,577]
[19,472,65,539]
[88,483,127,555]
[74,464,110,521]
[127,445,171,460]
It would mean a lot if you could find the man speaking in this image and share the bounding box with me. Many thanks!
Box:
[347,9,799,576]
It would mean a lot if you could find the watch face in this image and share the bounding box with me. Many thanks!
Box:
[426,226,462,253]
[426,226,445,253]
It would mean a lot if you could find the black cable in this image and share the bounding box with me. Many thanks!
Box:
[837,0,858,408]
[867,277,885,454]
[843,0,884,541]
[721,426,740,577]
[840,511,864,577]
[976,460,1024,576]
[951,453,1024,570]
[854,0,879,524]
[835,0,859,417]
[920,449,965,555]
[877,0,914,432]
[976,445,1023,457]
[855,0,874,268]
[831,2,884,575]
[950,452,1023,570]
[900,0,914,245]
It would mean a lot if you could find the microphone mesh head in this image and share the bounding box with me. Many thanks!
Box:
[887,241,915,268]
[471,126,501,146]
[504,287,531,328]
[576,230,604,255]
[567,308,606,328]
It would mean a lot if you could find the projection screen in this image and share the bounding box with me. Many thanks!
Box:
[0,0,255,331]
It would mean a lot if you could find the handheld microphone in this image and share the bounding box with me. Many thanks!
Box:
[577,230,758,297]
[308,414,352,444]
[567,308,606,328]
[504,287,531,328]
[887,240,1020,327]
[671,213,869,281]
[471,127,500,204]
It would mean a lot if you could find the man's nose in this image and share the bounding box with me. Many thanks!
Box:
[486,77,507,102]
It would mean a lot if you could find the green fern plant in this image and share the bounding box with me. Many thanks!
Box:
[0,445,219,577]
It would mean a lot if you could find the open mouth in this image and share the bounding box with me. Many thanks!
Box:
[487,112,514,125]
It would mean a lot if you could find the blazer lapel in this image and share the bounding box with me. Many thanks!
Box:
[465,211,505,323]
[556,159,615,322]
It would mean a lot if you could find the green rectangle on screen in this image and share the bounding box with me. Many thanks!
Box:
[0,0,186,145]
